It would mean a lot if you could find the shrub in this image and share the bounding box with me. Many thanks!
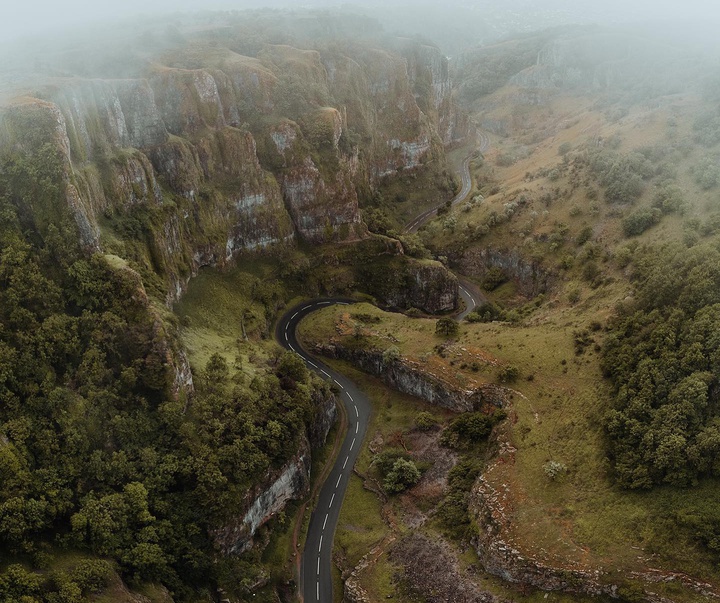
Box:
[622,207,662,237]
[383,458,421,494]
[415,412,437,431]
[469,301,507,323]
[558,142,572,156]
[482,266,507,291]
[543,460,567,480]
[382,345,401,364]
[441,410,506,449]
[652,183,686,215]
[497,365,519,383]
[576,225,593,246]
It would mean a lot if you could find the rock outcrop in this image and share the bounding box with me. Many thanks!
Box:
[212,387,337,554]
[313,344,508,412]
[469,472,620,599]
[454,247,554,298]
[213,447,311,555]
[359,257,460,314]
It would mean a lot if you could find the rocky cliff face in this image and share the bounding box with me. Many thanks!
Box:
[469,471,621,599]
[212,387,336,554]
[454,247,554,298]
[313,344,508,412]
[359,257,460,314]
[1,19,467,303]
[213,446,311,555]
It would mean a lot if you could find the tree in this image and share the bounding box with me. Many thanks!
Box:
[383,458,421,494]
[435,317,459,338]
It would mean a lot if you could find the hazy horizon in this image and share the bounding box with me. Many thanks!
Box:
[4,0,720,45]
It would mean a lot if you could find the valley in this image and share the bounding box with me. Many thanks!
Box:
[2,6,720,603]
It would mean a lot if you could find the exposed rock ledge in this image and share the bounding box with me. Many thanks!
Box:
[468,445,720,602]
[212,387,336,554]
[312,344,509,412]
[469,471,620,600]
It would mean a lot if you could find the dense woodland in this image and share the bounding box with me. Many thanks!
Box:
[603,243,720,489]
[0,116,328,600]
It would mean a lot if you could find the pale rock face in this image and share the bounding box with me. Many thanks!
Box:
[212,390,336,555]
[65,183,101,250]
[386,137,431,172]
[234,455,310,553]
[314,343,509,412]
[114,80,168,148]
[270,123,297,158]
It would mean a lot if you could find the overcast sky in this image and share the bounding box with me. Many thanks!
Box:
[3,0,720,43]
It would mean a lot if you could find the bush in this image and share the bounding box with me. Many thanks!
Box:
[436,460,482,537]
[383,458,421,494]
[543,460,567,480]
[441,410,506,449]
[415,412,437,431]
[622,207,662,237]
[558,142,572,156]
[576,225,593,246]
[435,317,459,338]
[467,302,505,323]
[497,365,520,383]
[652,183,686,215]
[382,345,401,364]
[482,266,507,291]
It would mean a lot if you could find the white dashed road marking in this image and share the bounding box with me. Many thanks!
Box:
[329,493,335,508]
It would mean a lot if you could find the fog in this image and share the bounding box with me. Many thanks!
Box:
[4,0,720,44]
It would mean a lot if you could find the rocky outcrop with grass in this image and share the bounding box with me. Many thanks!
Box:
[312,343,508,412]
[212,387,336,554]
[454,247,554,298]
[358,256,460,314]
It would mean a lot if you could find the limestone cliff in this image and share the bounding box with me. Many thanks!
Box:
[311,343,508,412]
[454,247,555,299]
[359,257,460,314]
[212,387,336,554]
[1,15,468,303]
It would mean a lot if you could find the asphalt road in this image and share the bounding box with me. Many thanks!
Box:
[403,130,490,234]
[277,133,492,602]
[276,299,370,603]
[457,278,483,321]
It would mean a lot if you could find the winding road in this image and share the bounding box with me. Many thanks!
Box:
[403,130,490,234]
[276,299,369,603]
[277,132,490,602]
